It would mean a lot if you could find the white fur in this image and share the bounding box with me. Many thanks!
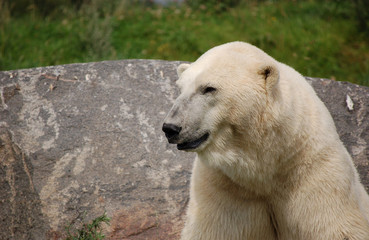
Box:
[164,42,369,239]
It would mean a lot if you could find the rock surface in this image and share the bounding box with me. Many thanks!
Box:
[0,60,368,240]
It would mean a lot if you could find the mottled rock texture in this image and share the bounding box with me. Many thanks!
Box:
[0,60,368,240]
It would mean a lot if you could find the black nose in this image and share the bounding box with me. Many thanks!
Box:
[162,123,182,140]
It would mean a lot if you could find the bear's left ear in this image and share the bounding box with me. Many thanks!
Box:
[258,64,279,90]
[177,63,190,77]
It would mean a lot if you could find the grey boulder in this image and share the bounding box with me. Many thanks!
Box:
[0,60,368,239]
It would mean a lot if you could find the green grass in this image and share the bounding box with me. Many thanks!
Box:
[64,212,110,240]
[1,0,368,86]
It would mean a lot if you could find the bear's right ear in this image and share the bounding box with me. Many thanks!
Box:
[177,63,190,77]
[258,64,279,90]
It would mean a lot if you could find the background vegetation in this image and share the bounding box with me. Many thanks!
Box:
[1,0,368,86]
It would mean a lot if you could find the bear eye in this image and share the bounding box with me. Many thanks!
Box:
[202,86,217,94]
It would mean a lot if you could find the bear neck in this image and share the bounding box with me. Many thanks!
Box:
[198,98,319,198]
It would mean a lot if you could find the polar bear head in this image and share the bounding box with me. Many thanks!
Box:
[162,42,280,153]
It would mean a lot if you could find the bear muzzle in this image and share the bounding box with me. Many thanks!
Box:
[176,133,209,150]
[162,123,182,143]
[162,122,209,151]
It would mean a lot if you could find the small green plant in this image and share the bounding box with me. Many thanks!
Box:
[65,212,110,240]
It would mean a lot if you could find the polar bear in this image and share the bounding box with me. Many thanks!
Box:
[162,41,369,240]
